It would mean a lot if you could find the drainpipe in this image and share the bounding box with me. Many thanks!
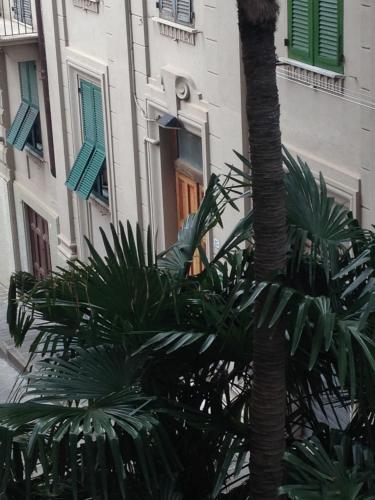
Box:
[34,0,56,178]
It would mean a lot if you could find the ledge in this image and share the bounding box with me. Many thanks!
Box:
[277,57,345,94]
[278,57,344,79]
[152,17,198,45]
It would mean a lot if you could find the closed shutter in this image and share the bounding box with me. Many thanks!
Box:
[288,0,314,64]
[176,0,192,24]
[81,80,96,145]
[159,0,175,20]
[14,0,33,26]
[26,205,52,280]
[314,0,343,72]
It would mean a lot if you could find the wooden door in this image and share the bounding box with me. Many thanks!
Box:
[26,205,52,279]
[176,171,203,275]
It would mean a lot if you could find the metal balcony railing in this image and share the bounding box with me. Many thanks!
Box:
[0,0,37,43]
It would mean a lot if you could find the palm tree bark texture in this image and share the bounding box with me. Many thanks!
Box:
[237,1,287,499]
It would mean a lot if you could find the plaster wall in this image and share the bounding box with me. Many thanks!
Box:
[275,0,375,221]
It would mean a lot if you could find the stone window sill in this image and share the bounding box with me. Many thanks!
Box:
[152,17,198,45]
[277,57,345,94]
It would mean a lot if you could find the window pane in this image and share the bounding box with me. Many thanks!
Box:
[178,129,203,171]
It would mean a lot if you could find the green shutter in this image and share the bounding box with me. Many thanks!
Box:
[81,80,96,144]
[12,106,39,151]
[65,142,95,190]
[66,80,107,198]
[288,0,314,64]
[93,86,105,150]
[7,101,29,146]
[76,148,106,199]
[314,0,343,72]
[176,0,192,24]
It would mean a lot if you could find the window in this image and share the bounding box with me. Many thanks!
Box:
[7,61,43,154]
[13,0,33,26]
[65,80,108,202]
[159,0,193,25]
[288,0,343,73]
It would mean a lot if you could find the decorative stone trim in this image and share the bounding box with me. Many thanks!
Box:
[277,57,344,95]
[73,0,99,14]
[152,17,198,45]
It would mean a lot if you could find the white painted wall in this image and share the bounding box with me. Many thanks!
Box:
[1,0,375,284]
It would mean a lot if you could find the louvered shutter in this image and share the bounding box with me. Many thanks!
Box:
[66,81,96,190]
[314,0,343,72]
[67,81,107,199]
[7,102,29,145]
[81,80,96,145]
[288,0,313,64]
[76,148,106,199]
[13,106,38,150]
[14,0,33,26]
[159,0,175,20]
[176,0,192,24]
[7,61,39,150]
[76,85,106,199]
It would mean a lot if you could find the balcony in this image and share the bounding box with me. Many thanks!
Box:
[0,0,37,46]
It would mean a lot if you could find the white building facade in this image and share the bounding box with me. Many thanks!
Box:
[0,0,374,284]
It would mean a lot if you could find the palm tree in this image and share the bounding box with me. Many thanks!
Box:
[2,154,375,499]
[236,1,287,497]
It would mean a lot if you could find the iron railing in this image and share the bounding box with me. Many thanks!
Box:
[0,0,37,38]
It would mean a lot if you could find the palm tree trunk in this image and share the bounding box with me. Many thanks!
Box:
[237,1,287,498]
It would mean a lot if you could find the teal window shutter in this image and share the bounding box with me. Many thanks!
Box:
[65,142,95,190]
[176,0,192,24]
[314,0,343,73]
[76,149,106,199]
[288,0,314,64]
[66,80,107,200]
[7,61,39,151]
[13,107,39,150]
[7,102,29,146]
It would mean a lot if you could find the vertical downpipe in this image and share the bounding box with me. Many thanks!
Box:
[34,0,56,177]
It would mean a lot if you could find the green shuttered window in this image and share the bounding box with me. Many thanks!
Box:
[159,0,193,25]
[7,61,41,152]
[288,0,343,73]
[65,80,107,201]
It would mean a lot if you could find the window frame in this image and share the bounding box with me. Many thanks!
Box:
[159,0,194,26]
[287,0,344,74]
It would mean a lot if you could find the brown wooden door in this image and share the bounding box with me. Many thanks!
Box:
[26,205,52,279]
[176,171,204,275]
